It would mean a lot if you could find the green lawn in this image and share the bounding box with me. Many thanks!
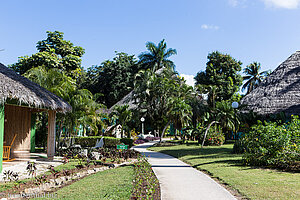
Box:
[149,143,300,200]
[34,165,134,200]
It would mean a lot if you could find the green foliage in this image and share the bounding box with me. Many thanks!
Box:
[120,138,134,147]
[242,62,268,94]
[134,68,193,137]
[138,39,177,71]
[195,51,243,102]
[72,136,133,148]
[242,116,300,169]
[132,156,160,199]
[215,100,239,135]
[84,52,140,107]
[205,130,225,146]
[111,105,133,138]
[11,31,84,75]
[197,125,225,146]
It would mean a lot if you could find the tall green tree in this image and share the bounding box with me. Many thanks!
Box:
[195,51,243,102]
[11,31,84,75]
[134,68,192,139]
[242,62,268,94]
[138,39,177,71]
[84,52,140,108]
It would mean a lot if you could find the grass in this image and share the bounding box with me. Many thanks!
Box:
[149,143,300,200]
[34,165,134,200]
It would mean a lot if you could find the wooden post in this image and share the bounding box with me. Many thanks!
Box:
[47,110,56,160]
[0,104,4,172]
[30,113,37,153]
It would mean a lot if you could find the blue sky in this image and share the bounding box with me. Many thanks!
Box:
[1,0,300,85]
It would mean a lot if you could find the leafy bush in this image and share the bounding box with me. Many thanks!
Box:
[71,136,133,148]
[120,138,134,148]
[205,131,225,146]
[242,117,300,169]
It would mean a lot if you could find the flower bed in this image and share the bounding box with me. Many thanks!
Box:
[131,156,160,199]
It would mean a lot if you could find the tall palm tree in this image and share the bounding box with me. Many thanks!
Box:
[138,39,177,71]
[242,62,268,94]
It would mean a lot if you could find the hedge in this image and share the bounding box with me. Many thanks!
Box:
[68,136,133,148]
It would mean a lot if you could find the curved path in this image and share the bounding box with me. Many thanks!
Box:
[133,141,236,200]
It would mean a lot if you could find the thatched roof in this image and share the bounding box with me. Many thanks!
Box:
[241,51,300,116]
[107,67,169,113]
[109,91,137,111]
[0,63,71,112]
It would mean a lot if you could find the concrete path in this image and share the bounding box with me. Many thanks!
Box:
[133,141,236,200]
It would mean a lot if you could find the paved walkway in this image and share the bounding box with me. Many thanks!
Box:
[133,141,236,200]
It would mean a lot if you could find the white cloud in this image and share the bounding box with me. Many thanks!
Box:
[228,0,247,7]
[180,74,196,87]
[201,24,219,30]
[229,0,239,7]
[261,0,300,9]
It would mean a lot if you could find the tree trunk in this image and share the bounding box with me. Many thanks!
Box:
[202,121,217,148]
[160,121,170,142]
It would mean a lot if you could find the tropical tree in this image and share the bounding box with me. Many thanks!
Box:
[138,39,177,71]
[195,51,243,101]
[111,105,133,138]
[83,52,140,107]
[242,62,268,94]
[134,68,193,140]
[214,101,239,136]
[11,31,84,76]
[25,66,104,147]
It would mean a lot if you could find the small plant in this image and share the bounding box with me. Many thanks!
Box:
[47,165,60,179]
[3,170,19,182]
[131,156,160,199]
[26,161,37,177]
[34,175,49,186]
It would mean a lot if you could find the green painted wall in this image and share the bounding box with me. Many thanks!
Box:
[0,104,4,172]
[30,113,37,153]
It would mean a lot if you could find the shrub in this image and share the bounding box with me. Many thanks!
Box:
[70,136,133,148]
[120,138,134,148]
[198,125,225,146]
[205,131,225,146]
[242,117,300,169]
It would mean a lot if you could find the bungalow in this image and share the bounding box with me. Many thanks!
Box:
[0,63,71,172]
[241,51,300,116]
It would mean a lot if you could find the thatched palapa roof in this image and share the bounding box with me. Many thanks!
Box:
[241,51,300,116]
[0,63,71,112]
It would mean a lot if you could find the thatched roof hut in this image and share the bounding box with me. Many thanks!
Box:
[241,51,300,116]
[0,63,72,170]
[0,63,71,112]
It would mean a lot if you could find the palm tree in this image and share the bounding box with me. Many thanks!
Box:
[111,105,132,138]
[242,62,268,94]
[138,39,177,71]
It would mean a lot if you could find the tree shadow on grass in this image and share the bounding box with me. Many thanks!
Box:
[156,147,235,159]
[190,159,243,169]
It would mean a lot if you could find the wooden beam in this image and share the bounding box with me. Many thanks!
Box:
[0,104,4,172]
[47,110,56,160]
